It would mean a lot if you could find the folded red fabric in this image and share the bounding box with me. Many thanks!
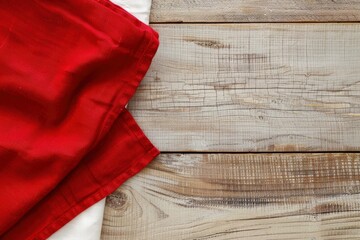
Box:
[3,109,159,240]
[0,0,159,238]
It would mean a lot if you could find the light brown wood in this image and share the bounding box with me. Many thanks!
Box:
[101,3,360,239]
[101,153,360,240]
[150,0,360,23]
[128,23,360,152]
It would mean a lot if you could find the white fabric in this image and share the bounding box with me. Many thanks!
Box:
[48,1,151,239]
[48,199,106,240]
[112,0,152,24]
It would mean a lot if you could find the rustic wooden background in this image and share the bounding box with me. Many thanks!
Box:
[101,1,360,239]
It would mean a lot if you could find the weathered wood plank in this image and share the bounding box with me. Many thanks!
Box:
[129,24,360,152]
[101,153,360,240]
[150,0,360,23]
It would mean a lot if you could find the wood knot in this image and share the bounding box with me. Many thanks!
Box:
[106,191,128,210]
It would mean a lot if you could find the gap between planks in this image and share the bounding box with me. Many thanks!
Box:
[161,151,360,154]
[151,21,360,24]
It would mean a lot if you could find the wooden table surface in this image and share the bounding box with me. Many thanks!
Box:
[101,1,360,239]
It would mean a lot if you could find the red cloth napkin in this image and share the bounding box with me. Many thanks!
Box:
[0,0,159,239]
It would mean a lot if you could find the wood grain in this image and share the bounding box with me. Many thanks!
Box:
[128,23,360,152]
[101,153,360,240]
[150,0,360,23]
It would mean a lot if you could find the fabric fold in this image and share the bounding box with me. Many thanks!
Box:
[3,109,160,240]
[47,0,154,239]
[0,0,159,238]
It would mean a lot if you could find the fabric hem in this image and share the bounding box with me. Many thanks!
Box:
[11,0,160,238]
[91,0,159,142]
[28,110,160,240]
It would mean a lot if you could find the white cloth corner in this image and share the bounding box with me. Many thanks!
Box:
[48,199,106,240]
[48,1,152,239]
